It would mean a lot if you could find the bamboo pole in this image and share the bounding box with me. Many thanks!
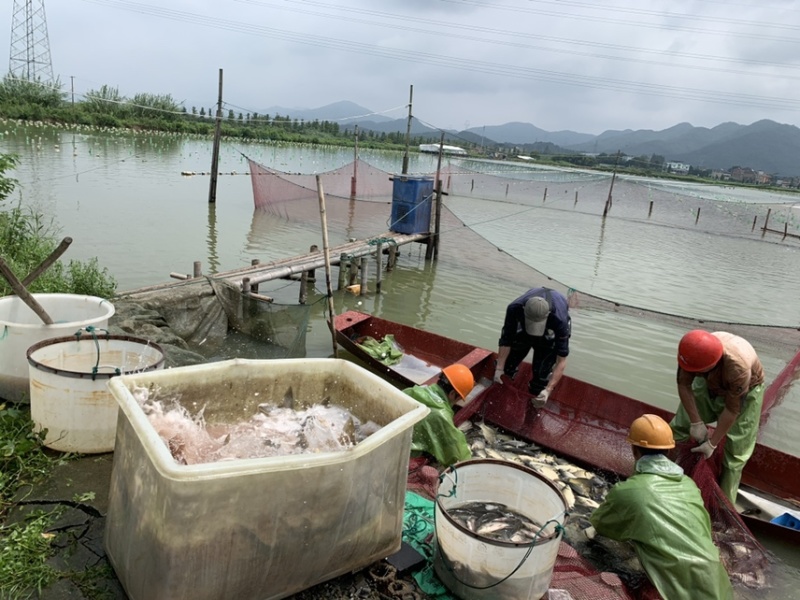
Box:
[316,175,338,358]
[208,68,223,204]
[22,237,72,287]
[0,257,53,324]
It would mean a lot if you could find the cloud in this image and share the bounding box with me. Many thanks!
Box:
[3,0,800,135]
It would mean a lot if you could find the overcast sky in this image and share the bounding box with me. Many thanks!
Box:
[4,0,800,135]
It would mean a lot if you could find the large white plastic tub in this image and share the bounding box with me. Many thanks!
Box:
[434,459,568,600]
[27,334,165,453]
[104,358,430,600]
[0,294,115,402]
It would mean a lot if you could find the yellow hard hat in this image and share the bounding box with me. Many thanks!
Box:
[627,414,675,449]
[441,363,475,399]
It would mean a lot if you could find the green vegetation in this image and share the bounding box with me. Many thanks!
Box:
[0,75,429,151]
[0,153,117,299]
[0,154,118,599]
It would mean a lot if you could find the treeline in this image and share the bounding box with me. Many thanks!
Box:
[0,75,435,151]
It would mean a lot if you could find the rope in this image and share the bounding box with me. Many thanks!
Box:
[72,326,118,380]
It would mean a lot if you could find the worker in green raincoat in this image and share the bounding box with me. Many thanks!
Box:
[403,364,474,466]
[590,414,733,600]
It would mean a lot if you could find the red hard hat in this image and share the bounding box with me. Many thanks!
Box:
[678,330,723,372]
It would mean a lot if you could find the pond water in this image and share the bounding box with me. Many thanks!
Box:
[3,122,800,596]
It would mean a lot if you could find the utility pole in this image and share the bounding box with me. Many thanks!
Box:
[402,84,413,175]
[208,69,223,204]
[9,0,54,83]
[70,75,74,107]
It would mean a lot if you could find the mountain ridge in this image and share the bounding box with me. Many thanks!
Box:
[258,102,800,176]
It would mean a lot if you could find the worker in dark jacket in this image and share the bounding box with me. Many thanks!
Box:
[494,287,571,408]
[591,414,733,600]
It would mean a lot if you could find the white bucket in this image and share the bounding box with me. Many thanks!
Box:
[27,333,165,453]
[0,294,115,403]
[434,459,568,600]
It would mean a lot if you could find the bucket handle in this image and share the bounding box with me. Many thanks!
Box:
[435,468,566,590]
[72,326,119,380]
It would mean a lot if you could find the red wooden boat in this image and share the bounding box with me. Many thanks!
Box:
[333,310,800,536]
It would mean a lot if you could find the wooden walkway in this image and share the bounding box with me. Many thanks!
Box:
[119,231,431,298]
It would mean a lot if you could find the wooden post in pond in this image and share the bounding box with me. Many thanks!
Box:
[338,253,347,289]
[428,131,445,261]
[387,246,397,271]
[603,150,620,218]
[351,126,359,197]
[574,191,578,207]
[348,259,359,286]
[315,175,338,358]
[193,261,202,278]
[543,188,547,203]
[695,207,701,224]
[648,201,654,218]
[401,85,413,175]
[763,208,772,236]
[359,257,368,296]
[751,216,757,231]
[375,242,383,293]
[308,245,318,282]
[299,271,308,304]
[249,259,260,292]
[208,68,223,204]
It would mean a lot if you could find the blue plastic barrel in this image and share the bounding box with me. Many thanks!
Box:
[390,176,434,234]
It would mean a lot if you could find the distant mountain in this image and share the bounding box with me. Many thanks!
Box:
[260,101,394,124]
[464,122,594,147]
[565,119,800,176]
[259,101,800,176]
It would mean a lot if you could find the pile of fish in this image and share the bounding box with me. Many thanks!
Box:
[447,501,543,544]
[457,419,770,591]
[459,419,649,583]
[132,385,382,465]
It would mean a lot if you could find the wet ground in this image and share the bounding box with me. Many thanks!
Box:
[8,452,429,600]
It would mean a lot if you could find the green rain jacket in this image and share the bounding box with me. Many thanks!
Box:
[403,384,471,467]
[590,454,732,600]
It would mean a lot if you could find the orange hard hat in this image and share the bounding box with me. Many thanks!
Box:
[441,363,475,399]
[627,414,675,449]
[678,330,723,373]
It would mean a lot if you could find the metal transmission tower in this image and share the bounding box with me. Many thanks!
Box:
[9,0,54,82]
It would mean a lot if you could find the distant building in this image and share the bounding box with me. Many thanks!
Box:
[419,144,467,156]
[666,161,690,174]
[711,169,730,181]
[730,167,757,183]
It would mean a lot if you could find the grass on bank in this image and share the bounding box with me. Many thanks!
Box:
[1,152,120,599]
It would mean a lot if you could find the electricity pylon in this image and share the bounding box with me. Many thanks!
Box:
[9,0,54,83]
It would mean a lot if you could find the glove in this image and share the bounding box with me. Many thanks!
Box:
[532,389,550,409]
[691,439,717,459]
[493,369,504,384]
[689,421,708,443]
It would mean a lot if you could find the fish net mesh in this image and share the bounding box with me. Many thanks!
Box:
[245,155,799,598]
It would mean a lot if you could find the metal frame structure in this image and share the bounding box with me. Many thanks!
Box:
[9,0,54,83]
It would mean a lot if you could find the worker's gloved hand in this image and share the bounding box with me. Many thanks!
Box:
[493,369,504,384]
[532,389,550,408]
[691,439,717,459]
[689,421,708,443]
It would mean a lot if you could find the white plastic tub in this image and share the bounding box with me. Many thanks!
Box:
[0,294,115,402]
[27,333,165,453]
[104,358,430,600]
[434,459,568,600]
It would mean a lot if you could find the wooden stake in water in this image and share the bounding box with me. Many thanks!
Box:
[316,175,338,358]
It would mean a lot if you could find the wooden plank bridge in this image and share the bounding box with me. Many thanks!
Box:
[119,231,432,300]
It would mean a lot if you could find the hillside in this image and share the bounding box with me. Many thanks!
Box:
[262,101,800,176]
